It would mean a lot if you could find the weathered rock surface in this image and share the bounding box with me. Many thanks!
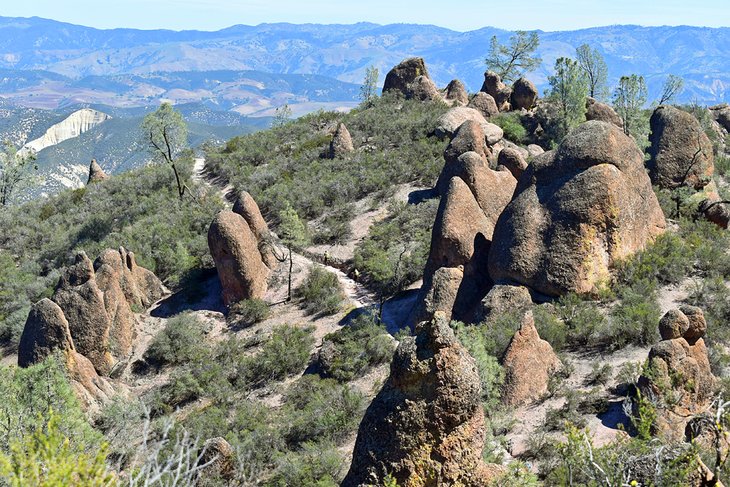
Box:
[87,159,108,184]
[198,437,235,484]
[445,79,468,106]
[52,252,114,375]
[382,58,439,101]
[585,97,623,128]
[468,92,499,119]
[441,120,489,173]
[710,103,730,132]
[501,311,561,407]
[328,122,354,159]
[637,307,717,441]
[648,105,714,190]
[527,144,544,158]
[511,78,538,110]
[208,210,269,306]
[497,146,528,179]
[232,191,278,269]
[18,299,75,368]
[489,121,666,297]
[480,71,507,107]
[343,312,501,487]
[700,198,730,229]
[435,107,503,144]
[475,284,533,324]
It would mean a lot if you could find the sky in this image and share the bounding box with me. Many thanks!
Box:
[3,0,729,32]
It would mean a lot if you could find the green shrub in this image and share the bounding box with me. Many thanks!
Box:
[268,441,344,487]
[228,298,271,328]
[297,266,345,316]
[318,313,394,382]
[492,112,528,144]
[244,324,315,386]
[606,281,661,349]
[453,321,505,412]
[144,313,206,366]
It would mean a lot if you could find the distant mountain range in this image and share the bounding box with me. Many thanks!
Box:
[0,17,729,103]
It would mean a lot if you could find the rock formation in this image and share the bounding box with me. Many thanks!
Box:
[435,107,504,144]
[208,210,270,306]
[489,121,666,297]
[648,105,714,190]
[87,159,108,184]
[710,104,730,132]
[382,58,439,101]
[468,92,499,119]
[328,122,354,159]
[342,312,502,486]
[497,146,528,179]
[527,144,544,158]
[23,108,110,154]
[480,71,512,111]
[475,284,533,324]
[501,311,561,407]
[585,97,623,128]
[637,306,717,441]
[699,198,730,229]
[232,191,278,269]
[198,437,235,484]
[444,79,468,106]
[511,78,538,110]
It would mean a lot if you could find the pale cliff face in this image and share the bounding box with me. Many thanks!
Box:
[24,108,110,153]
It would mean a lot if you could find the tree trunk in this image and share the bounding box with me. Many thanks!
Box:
[171,162,185,199]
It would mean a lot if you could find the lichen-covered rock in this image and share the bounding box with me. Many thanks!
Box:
[208,210,269,306]
[497,146,528,179]
[489,121,666,297]
[501,311,561,407]
[648,105,714,190]
[585,97,623,128]
[435,107,504,144]
[511,78,538,110]
[52,252,114,375]
[468,92,499,119]
[445,79,468,106]
[87,159,108,184]
[382,58,439,101]
[18,299,76,368]
[342,312,502,487]
[637,307,717,441]
[232,191,278,269]
[328,122,354,159]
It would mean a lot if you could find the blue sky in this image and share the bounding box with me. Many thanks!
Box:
[4,0,729,31]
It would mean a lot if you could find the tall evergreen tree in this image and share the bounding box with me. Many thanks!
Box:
[547,57,589,143]
[576,44,609,100]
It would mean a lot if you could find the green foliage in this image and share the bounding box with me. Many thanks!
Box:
[318,313,394,382]
[452,322,505,412]
[546,57,589,143]
[354,199,436,302]
[491,112,528,144]
[297,266,345,316]
[141,102,191,199]
[359,65,380,107]
[267,441,343,487]
[278,202,309,249]
[608,281,661,349]
[0,411,115,487]
[228,298,271,328]
[613,74,649,146]
[272,104,293,128]
[485,31,542,83]
[632,390,658,441]
[658,74,684,105]
[575,44,608,100]
[0,140,37,207]
[145,313,206,366]
[244,324,315,387]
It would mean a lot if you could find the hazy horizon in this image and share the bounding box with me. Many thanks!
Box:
[4,0,729,32]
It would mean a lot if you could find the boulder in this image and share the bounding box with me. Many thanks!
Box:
[489,121,666,297]
[52,252,115,375]
[511,78,538,110]
[440,120,489,179]
[497,147,528,179]
[94,260,137,360]
[527,144,544,158]
[480,71,505,100]
[232,191,278,269]
[198,437,235,484]
[208,210,270,306]
[710,104,730,132]
[87,159,108,184]
[501,311,561,407]
[382,58,439,101]
[435,107,504,144]
[408,266,464,325]
[585,97,623,128]
[700,198,730,229]
[648,105,714,190]
[475,284,533,324]
[342,312,502,487]
[328,122,354,159]
[445,79,469,106]
[18,299,76,368]
[637,307,717,441]
[468,92,499,119]
[94,248,164,309]
[495,87,513,112]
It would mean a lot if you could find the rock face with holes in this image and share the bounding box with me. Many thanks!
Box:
[501,311,561,407]
[232,191,278,269]
[382,57,439,101]
[647,105,714,190]
[637,306,717,441]
[208,210,270,306]
[328,122,354,159]
[489,121,666,297]
[342,312,503,487]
